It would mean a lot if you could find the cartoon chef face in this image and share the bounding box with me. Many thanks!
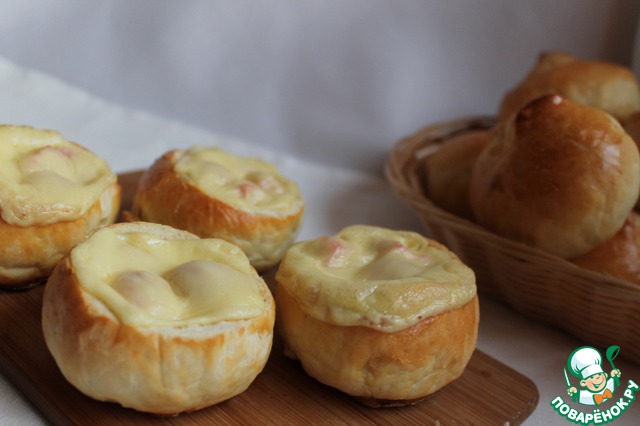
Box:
[569,346,606,391]
[581,372,609,392]
[566,345,622,406]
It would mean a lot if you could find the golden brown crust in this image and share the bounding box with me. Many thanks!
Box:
[470,94,640,258]
[0,182,120,288]
[130,150,303,271]
[499,51,640,122]
[571,212,640,285]
[276,284,479,404]
[42,222,276,415]
[427,129,489,220]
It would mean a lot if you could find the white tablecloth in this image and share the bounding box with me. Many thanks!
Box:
[2,53,640,426]
[2,1,640,424]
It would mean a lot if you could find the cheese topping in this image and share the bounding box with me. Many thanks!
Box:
[173,146,303,215]
[276,225,476,332]
[71,226,267,327]
[0,125,116,226]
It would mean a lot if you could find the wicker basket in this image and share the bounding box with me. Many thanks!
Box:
[385,116,640,362]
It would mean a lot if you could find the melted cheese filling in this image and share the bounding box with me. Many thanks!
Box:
[71,227,267,327]
[278,225,476,332]
[173,146,303,215]
[0,126,116,226]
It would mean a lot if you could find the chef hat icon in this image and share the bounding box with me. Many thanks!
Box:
[568,346,604,379]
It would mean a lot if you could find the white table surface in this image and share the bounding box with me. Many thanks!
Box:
[2,2,640,424]
[2,53,640,426]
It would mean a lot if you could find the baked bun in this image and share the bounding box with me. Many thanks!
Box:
[498,51,640,122]
[275,225,478,406]
[130,146,304,272]
[470,94,640,258]
[427,129,490,219]
[42,222,275,415]
[571,212,640,285]
[0,125,120,288]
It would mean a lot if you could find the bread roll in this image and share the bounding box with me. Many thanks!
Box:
[470,94,640,258]
[130,146,304,272]
[498,51,640,122]
[427,129,490,219]
[42,222,275,415]
[0,125,120,288]
[571,212,640,285]
[275,225,478,406]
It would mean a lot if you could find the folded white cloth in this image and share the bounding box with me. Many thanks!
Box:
[3,52,640,426]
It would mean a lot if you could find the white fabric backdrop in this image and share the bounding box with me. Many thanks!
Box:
[2,1,640,425]
[1,0,638,174]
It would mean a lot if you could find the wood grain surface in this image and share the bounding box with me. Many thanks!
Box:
[0,171,539,425]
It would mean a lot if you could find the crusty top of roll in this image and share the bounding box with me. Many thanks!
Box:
[0,125,117,226]
[173,146,303,216]
[498,51,640,122]
[70,222,269,327]
[470,94,640,258]
[276,225,476,333]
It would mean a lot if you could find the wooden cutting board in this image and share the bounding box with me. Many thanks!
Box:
[0,172,539,425]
